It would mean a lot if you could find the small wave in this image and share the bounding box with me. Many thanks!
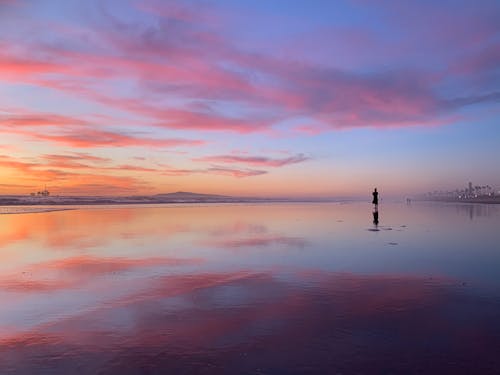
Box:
[0,207,74,215]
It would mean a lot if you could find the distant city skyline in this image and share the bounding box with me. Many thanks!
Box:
[424,181,498,198]
[1,0,499,197]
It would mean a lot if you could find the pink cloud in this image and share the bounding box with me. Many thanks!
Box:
[135,0,220,24]
[193,153,310,167]
[0,111,88,127]
[292,124,330,135]
[27,129,204,148]
[70,152,110,163]
[0,108,206,149]
[0,154,149,192]
[0,52,62,81]
[159,165,267,178]
[110,165,159,172]
[206,166,267,178]
[160,166,199,177]
[452,43,500,77]
[42,154,100,169]
[40,155,158,173]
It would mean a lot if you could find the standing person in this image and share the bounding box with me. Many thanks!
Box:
[372,188,379,207]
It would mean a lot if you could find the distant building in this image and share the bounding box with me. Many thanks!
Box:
[469,182,473,196]
[30,188,50,197]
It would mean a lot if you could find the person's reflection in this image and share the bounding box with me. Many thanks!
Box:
[372,188,379,226]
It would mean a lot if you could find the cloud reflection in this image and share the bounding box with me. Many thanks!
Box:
[0,255,202,294]
[214,236,308,249]
[1,270,500,374]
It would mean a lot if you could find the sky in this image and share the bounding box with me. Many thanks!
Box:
[0,0,499,197]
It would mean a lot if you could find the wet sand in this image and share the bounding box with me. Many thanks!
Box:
[1,202,499,374]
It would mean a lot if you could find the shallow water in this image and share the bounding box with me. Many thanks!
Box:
[0,202,499,374]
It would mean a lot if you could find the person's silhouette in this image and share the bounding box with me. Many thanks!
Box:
[373,210,379,225]
[372,188,379,207]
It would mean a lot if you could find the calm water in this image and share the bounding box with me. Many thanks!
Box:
[1,202,499,374]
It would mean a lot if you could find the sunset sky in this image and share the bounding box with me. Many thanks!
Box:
[0,0,499,197]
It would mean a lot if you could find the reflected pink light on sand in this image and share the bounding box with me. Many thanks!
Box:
[0,204,358,249]
[0,255,204,293]
[0,255,205,339]
[207,235,308,249]
[0,202,498,276]
[2,269,499,374]
[0,271,446,341]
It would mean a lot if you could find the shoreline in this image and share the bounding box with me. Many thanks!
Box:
[0,199,354,215]
[0,195,355,207]
[0,207,75,215]
[417,197,500,204]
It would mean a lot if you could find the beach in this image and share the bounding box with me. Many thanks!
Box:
[1,202,499,374]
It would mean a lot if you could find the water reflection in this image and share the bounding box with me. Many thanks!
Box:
[208,235,308,250]
[416,201,499,220]
[454,203,499,220]
[1,271,500,374]
[1,202,500,374]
